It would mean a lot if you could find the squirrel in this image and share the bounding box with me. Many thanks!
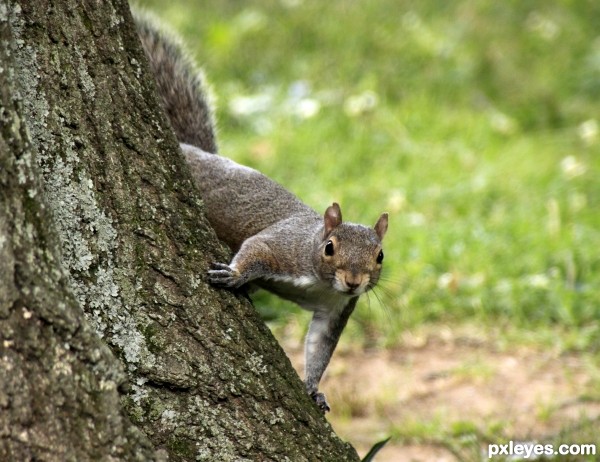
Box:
[134,10,388,412]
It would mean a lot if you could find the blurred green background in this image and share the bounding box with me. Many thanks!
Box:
[134,0,600,348]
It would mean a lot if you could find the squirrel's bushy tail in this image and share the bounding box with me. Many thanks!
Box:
[134,10,218,153]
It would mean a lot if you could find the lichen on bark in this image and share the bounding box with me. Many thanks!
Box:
[0,5,162,460]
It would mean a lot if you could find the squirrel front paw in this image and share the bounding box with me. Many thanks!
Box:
[208,263,245,288]
[310,391,331,413]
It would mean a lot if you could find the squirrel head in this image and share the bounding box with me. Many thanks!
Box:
[315,203,388,296]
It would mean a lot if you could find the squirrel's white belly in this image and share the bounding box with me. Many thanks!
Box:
[257,274,352,313]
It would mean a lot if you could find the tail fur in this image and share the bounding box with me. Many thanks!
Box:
[134,10,218,153]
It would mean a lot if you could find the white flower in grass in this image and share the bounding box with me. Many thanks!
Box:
[344,90,379,116]
[578,119,598,145]
[560,155,586,179]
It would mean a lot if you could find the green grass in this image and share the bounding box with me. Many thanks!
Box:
[135,0,600,349]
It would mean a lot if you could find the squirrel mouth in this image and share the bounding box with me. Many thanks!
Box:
[345,286,364,296]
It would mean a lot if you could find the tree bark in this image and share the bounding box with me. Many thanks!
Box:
[1,1,360,461]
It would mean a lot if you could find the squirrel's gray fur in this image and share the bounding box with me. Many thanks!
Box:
[135,10,218,153]
[134,9,388,412]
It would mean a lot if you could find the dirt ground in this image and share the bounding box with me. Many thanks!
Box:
[281,326,600,461]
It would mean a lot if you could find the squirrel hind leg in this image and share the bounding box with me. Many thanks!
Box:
[310,391,331,413]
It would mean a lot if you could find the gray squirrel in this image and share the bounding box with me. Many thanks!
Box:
[134,10,388,412]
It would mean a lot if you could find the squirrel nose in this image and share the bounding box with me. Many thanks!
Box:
[345,275,361,291]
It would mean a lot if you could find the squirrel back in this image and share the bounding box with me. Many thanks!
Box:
[181,144,317,251]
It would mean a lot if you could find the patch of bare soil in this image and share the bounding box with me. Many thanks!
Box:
[281,329,600,461]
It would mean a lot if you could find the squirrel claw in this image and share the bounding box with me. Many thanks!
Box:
[311,392,330,413]
[208,263,243,288]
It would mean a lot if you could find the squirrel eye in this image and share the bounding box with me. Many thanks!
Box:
[376,250,384,264]
[324,240,335,256]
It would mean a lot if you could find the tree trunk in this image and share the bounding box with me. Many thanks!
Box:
[1,1,360,461]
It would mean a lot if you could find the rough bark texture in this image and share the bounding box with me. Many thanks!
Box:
[1,0,360,461]
[0,4,161,460]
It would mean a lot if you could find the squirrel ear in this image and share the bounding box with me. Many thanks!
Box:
[374,213,388,240]
[323,202,342,236]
